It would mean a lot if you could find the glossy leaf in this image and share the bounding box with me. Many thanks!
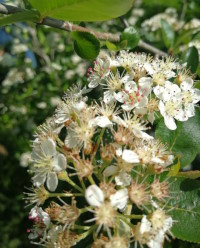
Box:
[0,10,40,27]
[182,46,199,73]
[29,0,133,21]
[155,108,200,168]
[177,171,200,179]
[120,26,140,50]
[168,177,200,243]
[161,19,175,48]
[106,40,127,51]
[71,31,100,60]
[168,157,180,176]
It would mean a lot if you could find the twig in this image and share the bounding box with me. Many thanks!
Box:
[0,3,168,57]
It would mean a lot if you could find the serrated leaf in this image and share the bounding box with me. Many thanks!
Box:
[29,0,133,21]
[168,177,200,243]
[161,19,175,48]
[182,46,199,73]
[155,108,200,168]
[177,171,200,179]
[0,10,40,27]
[71,31,100,60]
[120,26,140,50]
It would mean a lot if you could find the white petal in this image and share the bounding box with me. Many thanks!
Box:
[124,81,137,92]
[148,112,155,124]
[103,165,118,177]
[134,107,147,115]
[112,115,126,127]
[114,91,126,103]
[138,96,148,107]
[85,185,104,207]
[175,109,188,121]
[88,78,100,88]
[91,116,112,128]
[41,138,57,157]
[164,115,177,130]
[147,231,164,248]
[116,147,123,157]
[193,89,200,103]
[140,215,151,234]
[180,78,193,91]
[184,103,195,118]
[73,101,86,111]
[110,188,128,211]
[104,90,115,104]
[115,171,132,186]
[64,129,79,148]
[138,77,153,87]
[122,149,140,163]
[133,128,154,140]
[153,86,164,99]
[42,212,50,227]
[33,174,46,187]
[53,154,67,172]
[158,100,166,116]
[122,103,135,111]
[46,172,58,192]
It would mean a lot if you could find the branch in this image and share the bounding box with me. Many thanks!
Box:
[0,3,168,57]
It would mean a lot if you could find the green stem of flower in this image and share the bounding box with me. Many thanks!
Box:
[124,214,143,219]
[66,176,84,193]
[79,207,92,214]
[77,224,97,241]
[88,175,96,185]
[92,128,105,163]
[73,224,91,230]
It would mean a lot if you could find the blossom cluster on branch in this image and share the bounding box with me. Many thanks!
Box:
[25,51,199,248]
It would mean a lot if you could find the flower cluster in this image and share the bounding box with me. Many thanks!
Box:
[25,51,199,248]
[141,8,184,32]
[87,51,200,130]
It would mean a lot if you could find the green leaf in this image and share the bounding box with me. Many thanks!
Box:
[177,171,200,179]
[29,0,133,21]
[161,19,175,48]
[168,177,200,243]
[168,156,180,176]
[0,10,40,27]
[71,31,100,60]
[120,26,140,50]
[106,40,127,51]
[155,108,200,168]
[182,46,199,73]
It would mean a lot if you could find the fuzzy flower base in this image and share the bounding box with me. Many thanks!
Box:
[24,51,199,248]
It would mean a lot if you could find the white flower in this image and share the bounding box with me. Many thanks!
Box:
[31,138,67,191]
[153,81,181,102]
[20,152,31,167]
[180,78,200,117]
[158,100,186,130]
[28,206,50,240]
[103,165,132,186]
[116,147,140,163]
[103,72,131,104]
[114,77,152,111]
[87,57,110,88]
[85,185,128,211]
[135,211,173,248]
